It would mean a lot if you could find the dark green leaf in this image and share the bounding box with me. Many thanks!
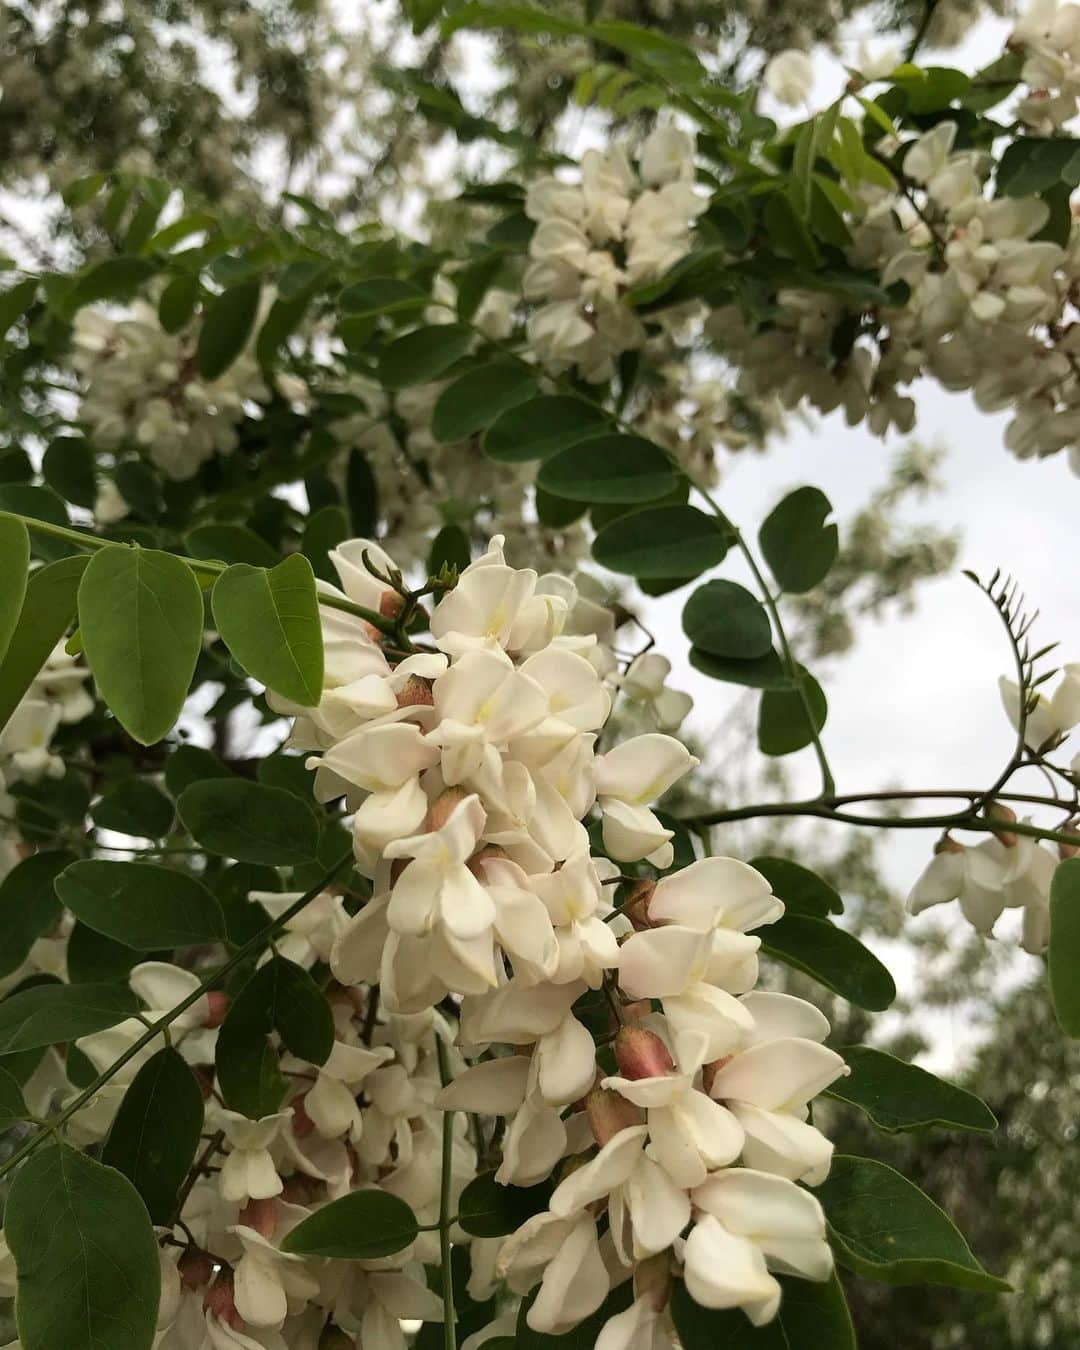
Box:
[66,922,142,984]
[750,856,843,916]
[55,860,226,948]
[7,1142,160,1350]
[281,1188,420,1259]
[670,1270,855,1348]
[212,554,324,706]
[0,279,38,341]
[67,257,158,311]
[0,981,140,1054]
[1049,857,1080,1035]
[535,487,587,528]
[346,449,378,536]
[158,273,200,334]
[62,173,107,208]
[819,1155,1010,1292]
[458,1170,551,1237]
[689,646,790,690]
[0,1062,28,1125]
[102,1047,204,1224]
[92,781,175,838]
[0,515,29,663]
[593,505,731,579]
[429,524,471,575]
[42,437,96,509]
[196,280,261,380]
[539,435,678,504]
[432,365,537,442]
[378,323,472,389]
[515,1280,634,1348]
[78,546,204,745]
[0,852,73,977]
[761,914,895,1010]
[164,745,235,797]
[827,1046,996,1132]
[301,504,349,584]
[682,579,772,659]
[0,556,87,732]
[484,395,609,462]
[185,524,279,568]
[339,277,428,317]
[758,486,838,594]
[758,671,828,756]
[178,779,320,865]
[0,485,72,562]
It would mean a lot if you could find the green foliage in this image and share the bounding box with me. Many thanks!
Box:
[0,851,70,978]
[538,435,678,504]
[196,280,261,379]
[281,1189,420,1258]
[593,505,731,578]
[670,1271,856,1348]
[431,365,537,442]
[91,780,175,837]
[761,914,895,1010]
[55,860,227,948]
[828,1046,996,1133]
[0,556,86,730]
[759,487,839,594]
[1049,858,1080,1035]
[0,981,140,1053]
[683,580,772,659]
[458,1170,551,1237]
[177,778,320,864]
[751,856,844,916]
[758,671,828,755]
[484,396,609,462]
[378,323,473,388]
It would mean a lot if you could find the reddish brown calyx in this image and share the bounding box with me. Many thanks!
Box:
[614,1025,675,1080]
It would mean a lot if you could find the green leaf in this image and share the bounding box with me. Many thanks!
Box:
[670,1270,855,1349]
[92,780,175,838]
[339,277,428,318]
[997,136,1080,197]
[458,1170,552,1237]
[484,395,609,462]
[689,646,790,690]
[67,257,158,311]
[0,852,74,977]
[217,957,334,1117]
[66,922,142,985]
[62,172,107,208]
[1049,856,1080,1035]
[515,1280,634,1348]
[378,323,472,389]
[432,364,538,442]
[55,860,227,949]
[0,515,29,664]
[185,523,279,568]
[164,745,235,797]
[102,1046,205,1224]
[761,914,895,1010]
[281,1188,420,1258]
[301,504,350,584]
[758,486,838,594]
[346,449,379,536]
[196,279,261,379]
[212,554,324,706]
[78,546,204,746]
[42,437,96,509]
[750,855,843,916]
[539,435,678,504]
[0,981,140,1054]
[827,1046,996,1132]
[158,274,200,334]
[0,485,72,562]
[758,671,827,756]
[429,524,471,575]
[0,1061,28,1125]
[7,1142,160,1350]
[535,487,587,529]
[0,279,38,340]
[819,1155,1010,1292]
[593,505,731,579]
[178,778,320,865]
[682,579,772,659]
[0,555,85,732]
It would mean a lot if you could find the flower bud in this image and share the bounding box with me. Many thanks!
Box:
[933,834,965,856]
[291,1093,316,1139]
[396,675,434,709]
[987,802,1017,847]
[614,1025,674,1080]
[468,843,509,877]
[425,786,469,833]
[1059,820,1080,859]
[202,991,230,1028]
[621,878,656,931]
[178,1248,216,1291]
[204,1270,243,1330]
[379,590,405,620]
[238,1196,278,1239]
[585,1086,643,1146]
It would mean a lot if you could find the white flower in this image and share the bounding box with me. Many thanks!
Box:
[763,50,815,106]
[594,734,699,867]
[497,1210,610,1334]
[229,1225,320,1329]
[218,1110,291,1204]
[1000,664,1080,749]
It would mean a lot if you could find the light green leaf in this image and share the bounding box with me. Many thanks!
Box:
[670,1270,855,1348]
[178,779,320,865]
[281,1189,420,1259]
[55,860,227,949]
[211,554,324,706]
[78,546,204,745]
[378,323,472,388]
[827,1046,996,1132]
[0,981,140,1054]
[7,1142,160,1350]
[196,279,261,379]
[759,486,838,594]
[484,395,609,462]
[0,515,29,663]
[431,364,537,442]
[1049,856,1080,1035]
[682,579,772,659]
[761,914,895,1010]
[593,505,731,579]
[819,1155,1010,1292]
[539,435,678,504]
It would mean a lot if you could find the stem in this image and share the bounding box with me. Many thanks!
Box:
[906,0,939,60]
[435,1036,458,1350]
[0,849,355,1182]
[0,511,398,637]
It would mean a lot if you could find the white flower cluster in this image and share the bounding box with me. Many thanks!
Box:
[524,129,707,383]
[713,117,1080,473]
[73,300,274,481]
[1012,0,1080,131]
[908,663,1080,954]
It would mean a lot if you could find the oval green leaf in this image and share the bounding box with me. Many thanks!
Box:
[593,505,732,579]
[0,981,140,1055]
[539,434,678,504]
[827,1046,996,1132]
[55,859,227,949]
[758,485,839,594]
[178,778,320,865]
[212,553,324,706]
[0,851,72,979]
[92,780,175,838]
[196,279,261,380]
[185,524,279,568]
[0,1062,28,1126]
[281,1189,420,1259]
[750,855,844,917]
[760,914,895,1010]
[484,395,609,462]
[7,1141,160,1350]
[819,1155,1010,1292]
[78,546,204,746]
[1049,856,1080,1035]
[378,323,472,389]
[758,671,828,756]
[670,1270,855,1349]
[689,646,790,690]
[458,1170,552,1238]
[683,579,772,659]
[432,364,538,442]
[0,515,30,663]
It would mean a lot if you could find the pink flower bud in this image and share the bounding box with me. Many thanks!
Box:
[178,1248,216,1291]
[621,879,657,931]
[585,1087,643,1146]
[425,786,469,833]
[291,1094,316,1139]
[202,991,230,1029]
[238,1196,278,1239]
[204,1270,243,1330]
[614,1025,674,1080]
[468,843,509,877]
[933,834,965,856]
[987,802,1017,847]
[396,675,434,709]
